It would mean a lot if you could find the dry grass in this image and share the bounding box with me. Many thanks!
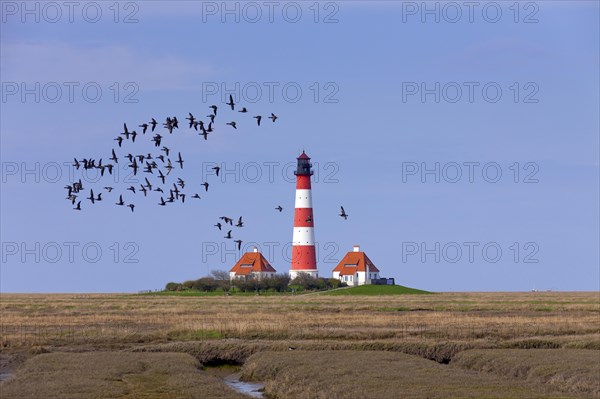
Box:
[0,352,248,399]
[0,292,598,398]
[241,350,583,399]
[451,349,600,398]
[1,292,597,350]
[130,338,477,364]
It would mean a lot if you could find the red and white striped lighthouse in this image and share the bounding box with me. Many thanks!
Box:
[290,151,318,278]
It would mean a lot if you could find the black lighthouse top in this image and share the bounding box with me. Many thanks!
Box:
[295,151,313,176]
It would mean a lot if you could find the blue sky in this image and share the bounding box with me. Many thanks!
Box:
[1,1,598,292]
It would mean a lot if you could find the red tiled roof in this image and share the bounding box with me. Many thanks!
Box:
[230,252,277,275]
[333,251,380,276]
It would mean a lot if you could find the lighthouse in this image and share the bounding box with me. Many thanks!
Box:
[290,151,318,279]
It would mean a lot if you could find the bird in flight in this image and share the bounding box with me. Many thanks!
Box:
[236,216,244,228]
[226,121,237,129]
[192,193,201,199]
[269,113,278,122]
[186,113,195,128]
[159,197,166,206]
[149,118,158,132]
[158,170,166,184]
[202,181,209,192]
[227,94,235,110]
[234,239,242,250]
[65,186,77,205]
[152,134,162,147]
[129,158,138,175]
[121,123,130,139]
[253,115,262,126]
[139,123,148,134]
[339,206,348,220]
[127,204,135,212]
[210,105,218,116]
[238,107,247,113]
[220,216,233,225]
[212,166,220,176]
[165,159,173,175]
[224,230,232,239]
[116,195,124,206]
[176,152,184,169]
[163,117,174,134]
[73,201,81,211]
[105,164,114,176]
[214,222,222,230]
[110,149,118,164]
[275,205,283,212]
[87,189,95,204]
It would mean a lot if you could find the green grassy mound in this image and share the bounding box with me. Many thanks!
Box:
[320,284,431,295]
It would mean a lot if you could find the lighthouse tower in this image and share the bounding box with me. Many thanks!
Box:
[290,151,318,279]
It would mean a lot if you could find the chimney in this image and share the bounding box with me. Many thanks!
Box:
[253,246,258,253]
[353,245,360,252]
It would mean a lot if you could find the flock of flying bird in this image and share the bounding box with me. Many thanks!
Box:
[65,95,349,250]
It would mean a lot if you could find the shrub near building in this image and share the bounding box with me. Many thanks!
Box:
[164,273,345,294]
[289,273,347,292]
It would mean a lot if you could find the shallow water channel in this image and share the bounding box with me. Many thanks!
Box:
[203,365,264,398]
[222,373,264,398]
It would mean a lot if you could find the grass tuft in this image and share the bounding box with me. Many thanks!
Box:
[319,284,431,295]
